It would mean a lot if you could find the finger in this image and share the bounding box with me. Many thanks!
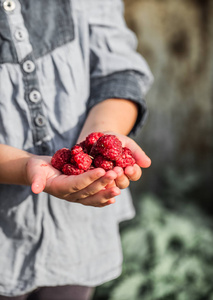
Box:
[124,164,142,181]
[105,180,116,189]
[29,162,50,194]
[90,197,116,207]
[76,186,121,207]
[68,170,118,200]
[134,148,151,168]
[50,168,106,194]
[31,179,45,194]
[106,198,116,205]
[113,166,130,189]
[123,138,151,168]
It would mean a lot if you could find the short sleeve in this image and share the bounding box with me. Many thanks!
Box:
[87,0,154,134]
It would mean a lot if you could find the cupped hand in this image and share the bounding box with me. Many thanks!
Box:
[102,132,151,189]
[25,155,120,207]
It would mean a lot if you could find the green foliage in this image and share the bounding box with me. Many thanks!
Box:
[94,194,213,300]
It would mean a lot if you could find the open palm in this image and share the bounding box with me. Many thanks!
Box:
[26,155,120,207]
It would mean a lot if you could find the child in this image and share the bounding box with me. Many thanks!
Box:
[0,0,153,299]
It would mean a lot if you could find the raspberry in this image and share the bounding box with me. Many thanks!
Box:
[51,148,71,170]
[62,164,85,175]
[121,147,133,157]
[71,152,92,170]
[94,155,114,171]
[115,147,135,168]
[90,135,122,160]
[70,144,83,155]
[85,132,104,153]
[51,133,138,176]
[79,141,88,153]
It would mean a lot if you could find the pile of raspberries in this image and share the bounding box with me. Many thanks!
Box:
[51,132,136,175]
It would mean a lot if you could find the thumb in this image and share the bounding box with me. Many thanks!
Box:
[30,167,47,194]
[127,141,151,168]
[31,175,46,194]
[133,148,151,168]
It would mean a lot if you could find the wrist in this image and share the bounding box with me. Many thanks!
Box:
[78,99,138,142]
[0,144,34,185]
[22,155,34,186]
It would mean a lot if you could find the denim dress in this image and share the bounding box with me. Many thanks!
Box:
[0,0,153,296]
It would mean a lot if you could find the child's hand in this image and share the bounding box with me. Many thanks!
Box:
[26,156,120,207]
[26,133,150,207]
[102,132,151,190]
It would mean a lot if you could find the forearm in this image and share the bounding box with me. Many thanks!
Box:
[78,99,138,141]
[0,144,33,185]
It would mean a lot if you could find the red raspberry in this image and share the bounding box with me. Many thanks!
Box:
[121,147,133,157]
[94,155,114,171]
[51,148,71,170]
[70,144,83,155]
[70,156,75,165]
[85,132,104,153]
[72,152,92,170]
[62,164,85,175]
[115,147,135,168]
[79,141,88,153]
[90,135,122,160]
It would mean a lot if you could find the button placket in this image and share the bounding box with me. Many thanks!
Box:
[3,0,52,154]
[21,53,51,154]
[3,0,33,62]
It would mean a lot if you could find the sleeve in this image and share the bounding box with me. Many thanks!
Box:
[87,0,154,134]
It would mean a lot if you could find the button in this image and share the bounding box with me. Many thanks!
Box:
[23,60,35,73]
[35,114,46,127]
[14,29,25,41]
[3,0,16,12]
[29,90,41,103]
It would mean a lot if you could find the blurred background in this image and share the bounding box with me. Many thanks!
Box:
[94,0,213,299]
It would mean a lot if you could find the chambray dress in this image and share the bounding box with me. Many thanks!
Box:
[0,0,153,296]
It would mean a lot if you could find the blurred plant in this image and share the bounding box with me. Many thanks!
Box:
[93,193,213,300]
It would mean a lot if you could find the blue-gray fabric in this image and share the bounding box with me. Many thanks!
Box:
[0,0,153,297]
